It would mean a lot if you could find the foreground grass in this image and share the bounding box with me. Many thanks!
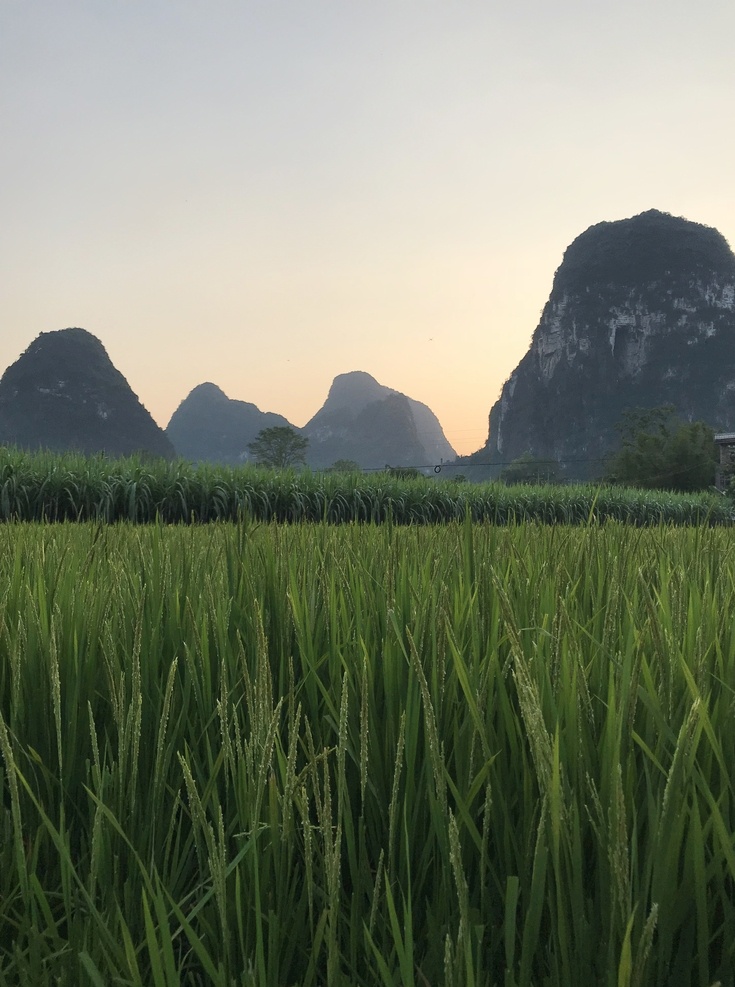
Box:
[0,446,731,524]
[1,519,734,985]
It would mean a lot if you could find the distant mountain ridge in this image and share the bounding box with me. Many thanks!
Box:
[0,329,457,469]
[474,209,735,478]
[165,371,456,469]
[302,371,456,469]
[165,383,293,464]
[0,327,174,459]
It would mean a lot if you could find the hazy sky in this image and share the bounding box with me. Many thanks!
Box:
[2,1,734,456]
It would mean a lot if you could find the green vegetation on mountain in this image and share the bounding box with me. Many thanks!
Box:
[558,208,735,293]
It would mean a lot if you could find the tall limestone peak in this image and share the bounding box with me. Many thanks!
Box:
[555,209,734,294]
[318,371,392,412]
[304,371,456,469]
[478,210,735,477]
[0,327,175,459]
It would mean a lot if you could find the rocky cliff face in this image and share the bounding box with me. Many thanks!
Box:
[166,383,293,463]
[478,210,735,477]
[303,371,456,469]
[0,328,175,459]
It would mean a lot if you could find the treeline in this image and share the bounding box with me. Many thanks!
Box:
[497,404,722,492]
[0,447,730,525]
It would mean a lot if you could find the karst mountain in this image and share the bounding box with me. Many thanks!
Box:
[0,328,175,459]
[473,209,735,478]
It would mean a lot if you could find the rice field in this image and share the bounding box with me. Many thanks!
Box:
[1,517,734,986]
[0,446,731,525]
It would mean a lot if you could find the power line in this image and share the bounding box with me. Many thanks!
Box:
[354,457,718,488]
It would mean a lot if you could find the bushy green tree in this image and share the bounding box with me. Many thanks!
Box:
[385,466,421,479]
[606,406,717,491]
[247,426,308,469]
[500,452,562,485]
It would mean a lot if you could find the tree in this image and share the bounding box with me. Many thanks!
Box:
[385,466,421,479]
[247,426,309,469]
[500,452,562,486]
[605,406,717,491]
[328,459,361,473]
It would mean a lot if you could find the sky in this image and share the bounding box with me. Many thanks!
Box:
[2,1,734,457]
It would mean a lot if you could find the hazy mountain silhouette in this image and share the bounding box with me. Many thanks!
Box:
[166,371,456,470]
[165,383,293,463]
[303,371,456,469]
